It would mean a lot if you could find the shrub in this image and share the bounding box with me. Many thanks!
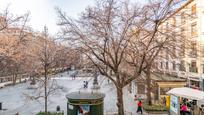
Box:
[36,112,63,115]
[143,103,167,111]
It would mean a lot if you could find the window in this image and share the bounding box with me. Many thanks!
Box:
[180,43,185,57]
[202,64,204,74]
[173,45,176,54]
[166,62,169,69]
[190,42,197,58]
[173,62,176,70]
[191,61,196,67]
[181,13,185,24]
[160,62,163,69]
[191,4,196,16]
[201,46,204,57]
[165,49,168,59]
[190,61,197,73]
[172,17,176,26]
[179,61,186,71]
[181,28,185,35]
[191,22,197,36]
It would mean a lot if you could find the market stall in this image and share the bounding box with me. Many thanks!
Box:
[167,87,204,115]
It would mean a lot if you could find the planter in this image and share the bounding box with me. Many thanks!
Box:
[36,111,64,115]
[143,103,168,115]
[143,109,169,115]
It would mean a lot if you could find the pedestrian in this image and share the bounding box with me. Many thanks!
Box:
[83,81,86,88]
[86,81,89,88]
[134,95,137,100]
[137,100,143,114]
[180,103,187,115]
[15,112,19,115]
[72,75,74,80]
[163,97,166,106]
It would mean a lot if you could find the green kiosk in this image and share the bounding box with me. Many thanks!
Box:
[66,91,105,115]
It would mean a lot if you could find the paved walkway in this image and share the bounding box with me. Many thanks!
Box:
[123,87,139,115]
[124,88,168,115]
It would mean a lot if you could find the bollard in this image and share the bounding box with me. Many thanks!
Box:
[56,105,60,111]
[0,102,2,110]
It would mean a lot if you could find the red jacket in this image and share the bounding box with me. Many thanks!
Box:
[137,101,142,107]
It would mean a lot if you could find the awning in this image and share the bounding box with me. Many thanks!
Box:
[166,87,204,100]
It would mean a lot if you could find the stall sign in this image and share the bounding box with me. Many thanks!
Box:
[78,105,90,115]
[170,95,178,114]
[68,104,73,110]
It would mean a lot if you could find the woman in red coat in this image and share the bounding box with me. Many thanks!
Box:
[137,100,143,114]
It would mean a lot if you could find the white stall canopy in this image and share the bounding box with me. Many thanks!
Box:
[167,87,204,100]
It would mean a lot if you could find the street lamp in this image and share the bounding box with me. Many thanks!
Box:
[92,70,100,90]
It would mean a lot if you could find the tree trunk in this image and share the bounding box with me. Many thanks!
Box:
[19,76,21,83]
[116,86,125,115]
[13,74,17,85]
[44,65,48,115]
[45,96,47,115]
[146,68,152,105]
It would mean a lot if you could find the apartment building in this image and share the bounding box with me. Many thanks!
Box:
[128,0,204,101]
[157,0,204,90]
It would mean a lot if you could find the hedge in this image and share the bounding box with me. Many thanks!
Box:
[143,103,167,111]
[36,112,63,115]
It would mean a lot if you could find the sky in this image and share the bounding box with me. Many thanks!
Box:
[0,0,95,35]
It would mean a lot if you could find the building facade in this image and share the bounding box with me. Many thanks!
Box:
[129,0,204,101]
[157,0,204,90]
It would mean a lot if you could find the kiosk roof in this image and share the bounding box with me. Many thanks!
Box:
[66,92,105,100]
[167,87,204,100]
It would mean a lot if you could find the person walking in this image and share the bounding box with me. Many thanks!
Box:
[83,81,86,88]
[137,100,143,114]
[86,81,89,88]
[134,95,137,101]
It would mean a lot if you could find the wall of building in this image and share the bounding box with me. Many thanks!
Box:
[158,0,204,81]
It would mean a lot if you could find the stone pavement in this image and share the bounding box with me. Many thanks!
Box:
[123,87,140,115]
[123,87,166,115]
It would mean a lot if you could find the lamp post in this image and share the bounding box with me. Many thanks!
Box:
[92,70,100,90]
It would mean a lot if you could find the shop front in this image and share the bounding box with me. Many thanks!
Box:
[129,72,187,104]
[167,87,204,115]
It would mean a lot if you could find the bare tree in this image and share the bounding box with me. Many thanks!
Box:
[23,26,64,115]
[56,0,145,114]
[0,7,26,31]
[57,0,191,113]
[37,26,58,114]
[0,9,30,83]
